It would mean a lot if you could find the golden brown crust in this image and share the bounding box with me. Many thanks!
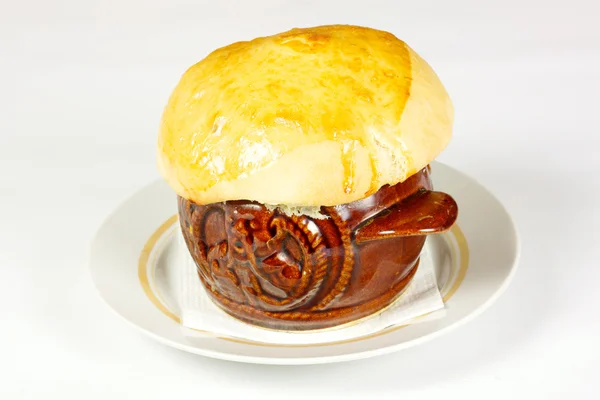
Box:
[158,25,453,206]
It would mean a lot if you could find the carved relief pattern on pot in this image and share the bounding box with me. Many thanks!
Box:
[178,199,353,313]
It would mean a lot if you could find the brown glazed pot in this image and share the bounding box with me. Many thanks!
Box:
[178,165,458,331]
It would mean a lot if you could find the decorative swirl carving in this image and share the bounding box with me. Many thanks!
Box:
[179,201,346,313]
[310,210,354,310]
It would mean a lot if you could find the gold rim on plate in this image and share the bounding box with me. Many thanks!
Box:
[138,214,469,347]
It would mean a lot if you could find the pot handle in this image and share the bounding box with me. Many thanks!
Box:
[355,190,458,244]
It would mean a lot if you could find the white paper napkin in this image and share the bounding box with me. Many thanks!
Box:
[176,232,445,345]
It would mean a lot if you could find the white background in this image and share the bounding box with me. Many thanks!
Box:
[2,0,599,398]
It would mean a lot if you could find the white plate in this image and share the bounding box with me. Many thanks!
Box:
[90,162,519,365]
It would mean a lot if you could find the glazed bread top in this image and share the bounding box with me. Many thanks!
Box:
[157,25,453,206]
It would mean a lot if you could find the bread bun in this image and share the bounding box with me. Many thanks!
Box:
[157,25,453,206]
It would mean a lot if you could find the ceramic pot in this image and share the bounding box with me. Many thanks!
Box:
[178,165,458,331]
